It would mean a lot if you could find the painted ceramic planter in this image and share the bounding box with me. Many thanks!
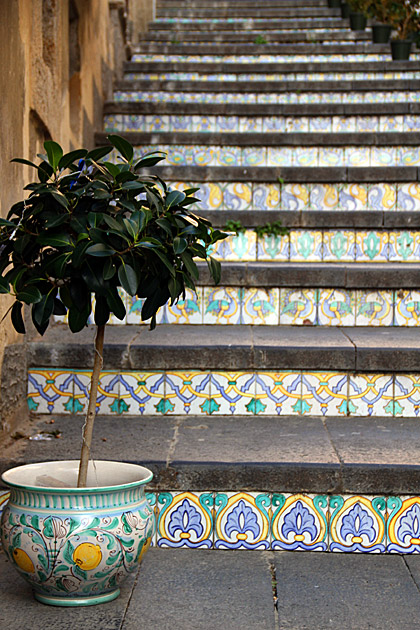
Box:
[0,461,154,607]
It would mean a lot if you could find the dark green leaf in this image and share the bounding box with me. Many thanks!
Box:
[166,190,186,208]
[58,149,88,171]
[0,276,9,294]
[16,286,42,304]
[122,218,138,240]
[173,236,188,254]
[103,215,122,231]
[86,243,116,257]
[134,152,166,170]
[44,214,68,229]
[106,288,126,320]
[53,298,67,316]
[118,263,138,295]
[103,258,116,280]
[37,234,72,248]
[85,146,113,161]
[107,134,134,162]
[152,248,176,277]
[94,295,110,326]
[102,161,120,179]
[72,241,90,268]
[44,141,63,171]
[11,302,25,334]
[68,304,91,333]
[32,293,55,328]
[10,158,39,169]
[207,256,221,285]
[181,252,199,280]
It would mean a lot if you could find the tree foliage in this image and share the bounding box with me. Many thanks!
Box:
[0,136,227,334]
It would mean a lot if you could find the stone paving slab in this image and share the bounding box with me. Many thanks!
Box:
[133,43,396,54]
[4,415,420,493]
[25,325,420,371]
[2,549,420,629]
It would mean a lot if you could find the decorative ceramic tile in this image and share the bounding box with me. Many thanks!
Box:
[309,117,331,132]
[266,147,293,166]
[214,492,270,549]
[27,370,74,414]
[165,372,211,415]
[318,147,342,167]
[395,291,420,327]
[371,146,397,167]
[289,231,323,262]
[310,184,339,211]
[357,116,379,132]
[388,232,420,262]
[380,115,403,132]
[301,372,348,416]
[239,117,263,133]
[355,290,393,327]
[346,147,370,167]
[293,147,318,167]
[255,371,302,415]
[203,287,242,325]
[211,231,256,262]
[280,289,317,326]
[355,232,388,262]
[368,183,396,211]
[162,288,203,324]
[73,371,120,414]
[119,372,166,415]
[400,146,420,166]
[333,116,355,133]
[241,288,279,325]
[388,497,420,553]
[257,233,289,261]
[394,374,420,417]
[253,183,280,211]
[339,184,368,211]
[397,183,420,211]
[330,496,386,552]
[271,494,328,551]
[199,182,224,210]
[157,492,214,548]
[348,374,394,416]
[224,183,252,210]
[209,372,256,415]
[323,231,355,262]
[281,184,310,211]
[318,290,355,327]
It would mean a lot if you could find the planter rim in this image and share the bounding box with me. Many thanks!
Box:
[1,460,153,493]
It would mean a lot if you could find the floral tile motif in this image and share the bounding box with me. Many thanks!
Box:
[209,372,256,415]
[309,184,339,211]
[289,231,323,262]
[157,492,213,548]
[397,183,420,211]
[394,291,420,327]
[211,231,256,262]
[323,231,355,262]
[214,492,270,549]
[163,288,203,325]
[348,374,394,416]
[318,147,342,167]
[394,374,420,417]
[330,496,386,552]
[294,147,318,167]
[371,146,397,167]
[301,372,348,416]
[280,289,317,326]
[318,289,355,326]
[119,372,166,415]
[224,183,252,210]
[368,183,396,211]
[388,232,420,263]
[165,372,211,415]
[271,494,328,551]
[346,147,370,167]
[203,287,242,325]
[355,232,388,262]
[257,233,289,261]
[73,371,120,414]
[241,288,279,325]
[355,291,393,327]
[339,184,367,211]
[281,184,309,211]
[255,372,302,415]
[388,497,420,553]
[27,370,74,414]
[253,183,280,211]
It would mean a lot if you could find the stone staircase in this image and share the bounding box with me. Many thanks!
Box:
[3,0,420,554]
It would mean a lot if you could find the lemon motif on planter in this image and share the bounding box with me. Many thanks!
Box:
[13,548,35,573]
[72,543,102,571]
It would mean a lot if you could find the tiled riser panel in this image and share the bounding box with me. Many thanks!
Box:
[211,230,420,263]
[126,72,420,82]
[55,288,420,327]
[1,490,420,553]
[132,145,420,167]
[133,54,420,63]
[154,18,341,23]
[172,181,420,213]
[28,370,420,417]
[115,91,420,104]
[105,114,420,134]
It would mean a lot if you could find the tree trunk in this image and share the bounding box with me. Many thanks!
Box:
[77,324,105,487]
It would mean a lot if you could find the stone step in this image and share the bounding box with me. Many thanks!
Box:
[4,414,420,496]
[124,59,420,75]
[143,30,371,43]
[157,0,331,7]
[104,112,420,135]
[132,44,405,57]
[54,281,420,328]
[156,7,341,18]
[23,325,420,373]
[150,18,349,30]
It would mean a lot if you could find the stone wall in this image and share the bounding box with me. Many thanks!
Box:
[0,0,134,433]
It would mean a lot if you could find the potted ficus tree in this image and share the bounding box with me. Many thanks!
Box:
[388,0,420,60]
[347,0,371,30]
[0,135,226,606]
[368,0,393,43]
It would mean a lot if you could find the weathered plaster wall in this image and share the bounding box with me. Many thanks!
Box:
[0,0,130,434]
[128,0,156,43]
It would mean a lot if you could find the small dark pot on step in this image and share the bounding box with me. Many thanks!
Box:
[327,0,341,8]
[371,23,392,44]
[349,12,367,31]
[390,39,412,61]
[340,2,351,18]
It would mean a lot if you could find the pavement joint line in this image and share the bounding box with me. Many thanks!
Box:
[166,417,183,468]
[402,556,420,597]
[126,328,145,370]
[266,551,279,629]
[119,564,141,630]
[340,328,357,372]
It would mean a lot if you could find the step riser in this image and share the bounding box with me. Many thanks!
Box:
[133,52,417,62]
[151,19,349,29]
[115,91,420,104]
[27,369,420,418]
[157,9,342,17]
[125,72,420,83]
[105,114,420,134]
[144,32,369,42]
[54,287,420,328]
